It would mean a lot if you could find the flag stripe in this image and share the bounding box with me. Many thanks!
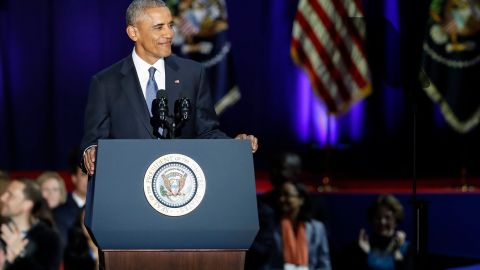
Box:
[321,0,370,85]
[292,39,338,111]
[291,0,371,114]
[293,32,355,112]
[296,0,353,103]
[330,0,367,57]
[294,11,351,101]
[293,0,369,99]
[292,35,344,109]
[292,12,342,104]
[309,0,368,88]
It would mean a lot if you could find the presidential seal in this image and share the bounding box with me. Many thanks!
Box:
[144,154,206,216]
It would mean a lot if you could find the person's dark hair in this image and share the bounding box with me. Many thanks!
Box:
[16,178,55,228]
[69,147,82,175]
[0,170,10,195]
[269,152,302,187]
[0,170,9,181]
[367,193,404,224]
[276,182,313,222]
[126,0,167,26]
[295,182,313,222]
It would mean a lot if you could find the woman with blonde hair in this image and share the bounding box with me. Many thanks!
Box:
[37,171,67,209]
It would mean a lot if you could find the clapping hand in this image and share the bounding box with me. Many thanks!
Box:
[1,223,28,263]
[388,230,406,261]
[358,228,370,253]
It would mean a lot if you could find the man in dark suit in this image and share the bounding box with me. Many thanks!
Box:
[80,0,258,175]
[53,155,88,247]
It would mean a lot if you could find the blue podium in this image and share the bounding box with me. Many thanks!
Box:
[84,139,259,270]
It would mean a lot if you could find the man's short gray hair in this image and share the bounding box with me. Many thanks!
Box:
[126,0,167,26]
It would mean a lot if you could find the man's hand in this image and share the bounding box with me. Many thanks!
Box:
[1,223,28,263]
[235,134,258,153]
[84,146,97,176]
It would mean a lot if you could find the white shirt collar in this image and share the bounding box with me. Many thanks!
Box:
[72,192,86,208]
[132,48,166,98]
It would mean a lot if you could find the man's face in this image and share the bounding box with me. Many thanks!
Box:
[0,181,30,218]
[128,6,174,64]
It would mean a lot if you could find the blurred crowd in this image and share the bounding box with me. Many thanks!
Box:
[0,150,97,270]
[245,152,413,270]
[0,151,412,270]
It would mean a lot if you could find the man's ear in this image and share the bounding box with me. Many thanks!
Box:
[126,25,138,41]
[70,174,77,185]
[23,200,34,213]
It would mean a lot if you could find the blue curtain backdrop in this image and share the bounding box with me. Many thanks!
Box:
[1,0,479,177]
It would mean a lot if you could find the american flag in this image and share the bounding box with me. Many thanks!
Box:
[291,0,371,114]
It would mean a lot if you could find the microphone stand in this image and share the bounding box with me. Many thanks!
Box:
[152,95,191,139]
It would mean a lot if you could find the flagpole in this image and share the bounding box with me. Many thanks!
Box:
[319,112,333,192]
[413,67,429,270]
[410,0,435,266]
[456,136,475,191]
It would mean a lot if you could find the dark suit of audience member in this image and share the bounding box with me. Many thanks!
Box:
[53,192,83,248]
[54,159,88,248]
[245,201,276,270]
[3,220,62,270]
[63,210,97,270]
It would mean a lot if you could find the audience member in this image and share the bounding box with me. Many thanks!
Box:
[340,194,413,270]
[265,181,331,270]
[244,201,276,270]
[63,209,98,270]
[259,152,303,208]
[37,171,67,209]
[54,153,88,247]
[0,178,62,270]
[247,152,304,270]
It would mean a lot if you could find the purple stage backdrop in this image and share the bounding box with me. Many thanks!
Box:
[1,0,479,179]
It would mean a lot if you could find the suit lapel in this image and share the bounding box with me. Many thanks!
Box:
[120,57,155,138]
[165,56,181,111]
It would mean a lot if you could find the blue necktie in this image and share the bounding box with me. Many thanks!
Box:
[146,67,158,116]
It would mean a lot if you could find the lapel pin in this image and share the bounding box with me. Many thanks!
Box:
[174,79,180,84]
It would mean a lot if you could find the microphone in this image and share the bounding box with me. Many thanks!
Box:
[156,90,168,122]
[175,96,190,122]
[180,97,190,121]
[150,90,169,138]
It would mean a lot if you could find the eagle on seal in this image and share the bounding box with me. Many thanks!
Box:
[162,173,187,196]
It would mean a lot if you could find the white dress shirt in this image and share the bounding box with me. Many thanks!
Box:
[132,48,166,98]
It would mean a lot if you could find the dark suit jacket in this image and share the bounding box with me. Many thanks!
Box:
[53,193,83,247]
[80,54,228,154]
[5,220,62,270]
